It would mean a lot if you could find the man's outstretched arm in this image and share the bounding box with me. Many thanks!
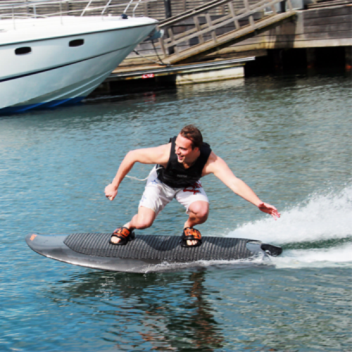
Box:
[203,152,280,219]
[105,144,170,201]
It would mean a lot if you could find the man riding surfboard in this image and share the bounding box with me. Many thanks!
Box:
[105,125,280,247]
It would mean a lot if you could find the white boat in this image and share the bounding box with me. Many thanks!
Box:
[0,0,158,114]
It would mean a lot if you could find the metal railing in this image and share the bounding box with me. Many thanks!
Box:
[0,0,155,21]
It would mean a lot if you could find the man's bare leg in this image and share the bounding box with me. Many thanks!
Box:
[111,206,156,244]
[184,201,209,246]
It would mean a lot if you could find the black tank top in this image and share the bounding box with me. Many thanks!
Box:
[157,136,212,188]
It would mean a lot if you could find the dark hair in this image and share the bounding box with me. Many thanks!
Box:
[180,125,203,149]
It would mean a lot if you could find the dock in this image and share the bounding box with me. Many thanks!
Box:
[97,0,351,94]
[109,57,253,84]
[3,0,351,93]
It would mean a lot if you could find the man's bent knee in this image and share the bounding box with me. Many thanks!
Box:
[189,201,209,222]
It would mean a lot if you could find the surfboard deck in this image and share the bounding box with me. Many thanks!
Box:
[26,233,282,273]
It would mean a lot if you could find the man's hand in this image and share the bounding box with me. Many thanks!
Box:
[105,183,118,201]
[258,202,280,220]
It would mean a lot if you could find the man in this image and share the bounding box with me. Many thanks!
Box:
[105,125,280,247]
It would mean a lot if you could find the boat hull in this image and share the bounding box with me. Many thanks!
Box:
[0,18,157,114]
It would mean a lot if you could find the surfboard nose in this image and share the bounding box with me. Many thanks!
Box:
[25,233,39,248]
[25,233,68,255]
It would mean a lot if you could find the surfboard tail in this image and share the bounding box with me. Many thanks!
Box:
[260,243,283,257]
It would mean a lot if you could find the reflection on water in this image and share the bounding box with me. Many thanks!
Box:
[47,270,224,351]
[0,73,351,351]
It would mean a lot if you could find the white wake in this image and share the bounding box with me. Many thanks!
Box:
[227,185,352,268]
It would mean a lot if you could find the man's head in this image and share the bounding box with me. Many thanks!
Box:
[179,125,203,149]
[175,125,203,164]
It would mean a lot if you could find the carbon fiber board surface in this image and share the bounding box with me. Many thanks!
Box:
[64,233,253,262]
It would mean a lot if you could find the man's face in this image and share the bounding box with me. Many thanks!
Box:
[175,134,199,163]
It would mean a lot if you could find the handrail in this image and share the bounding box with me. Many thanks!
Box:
[101,0,112,15]
[80,0,94,17]
[156,0,296,63]
[132,0,143,17]
[159,0,234,27]
[0,0,156,20]
[123,0,135,14]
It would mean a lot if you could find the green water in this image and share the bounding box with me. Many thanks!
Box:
[0,73,351,351]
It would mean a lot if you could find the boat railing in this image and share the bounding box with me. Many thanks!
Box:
[0,0,155,23]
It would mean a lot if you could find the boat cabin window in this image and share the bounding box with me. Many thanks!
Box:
[69,39,84,47]
[15,47,31,55]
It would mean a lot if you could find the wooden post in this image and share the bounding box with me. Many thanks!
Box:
[168,27,178,54]
[143,1,148,17]
[66,1,70,15]
[306,48,316,70]
[164,1,174,55]
[159,38,167,58]
[280,0,286,13]
[206,13,217,43]
[194,16,205,44]
[286,0,293,12]
[270,3,277,14]
[243,0,255,27]
[345,46,352,71]
[228,2,240,29]
[164,0,172,19]
[273,49,284,71]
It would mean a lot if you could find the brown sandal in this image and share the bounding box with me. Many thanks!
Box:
[110,227,135,246]
[181,227,202,248]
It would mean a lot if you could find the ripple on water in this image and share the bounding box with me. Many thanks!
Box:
[0,73,351,351]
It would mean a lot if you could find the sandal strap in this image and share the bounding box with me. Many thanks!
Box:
[113,227,131,239]
[183,227,202,241]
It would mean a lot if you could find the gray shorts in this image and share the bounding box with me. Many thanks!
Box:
[139,167,209,216]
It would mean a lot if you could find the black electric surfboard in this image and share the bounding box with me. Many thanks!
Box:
[25,233,282,273]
